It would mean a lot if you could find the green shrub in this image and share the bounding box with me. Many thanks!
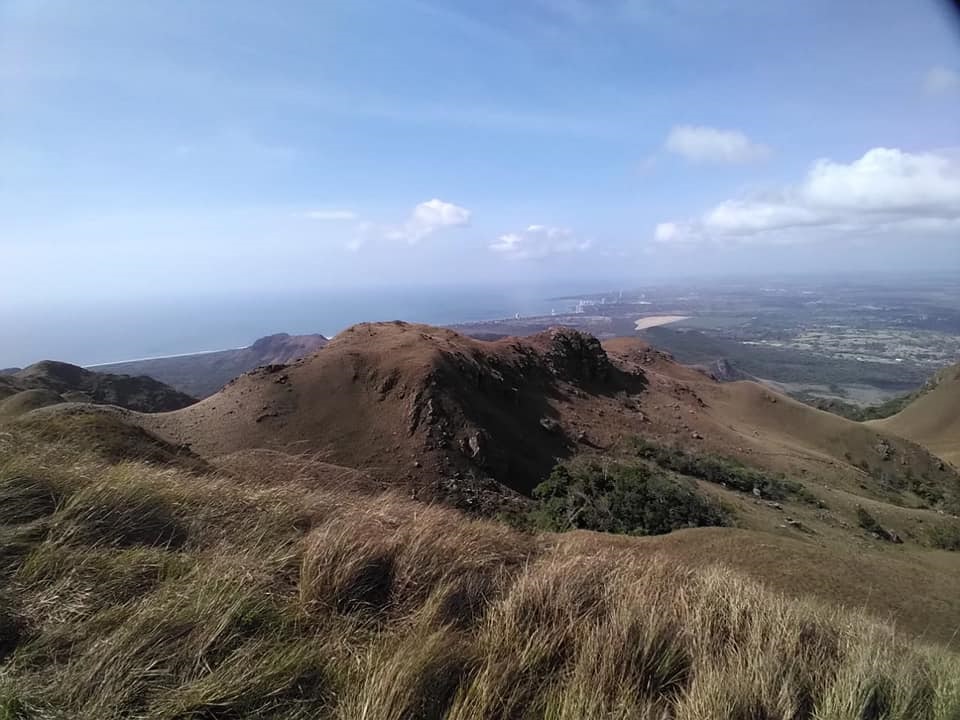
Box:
[628,437,810,502]
[928,523,960,551]
[857,507,882,534]
[530,462,728,536]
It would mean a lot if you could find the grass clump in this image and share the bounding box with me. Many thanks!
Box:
[528,460,728,536]
[0,475,59,527]
[13,408,207,471]
[51,473,187,549]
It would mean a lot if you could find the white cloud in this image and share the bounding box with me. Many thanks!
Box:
[923,66,960,96]
[387,198,472,243]
[801,148,960,214]
[665,124,770,164]
[304,209,358,221]
[653,222,684,243]
[490,224,591,260]
[655,147,960,245]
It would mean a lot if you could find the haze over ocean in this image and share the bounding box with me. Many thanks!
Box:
[0,285,575,368]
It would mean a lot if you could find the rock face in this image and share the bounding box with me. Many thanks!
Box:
[0,362,196,414]
[542,328,614,384]
[698,358,756,383]
[92,333,329,398]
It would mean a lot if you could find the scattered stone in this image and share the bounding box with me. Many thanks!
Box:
[539,416,561,433]
[874,439,894,461]
[690,431,703,440]
[464,432,484,459]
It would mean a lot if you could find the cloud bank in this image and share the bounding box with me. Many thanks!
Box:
[655,147,960,245]
[490,225,591,260]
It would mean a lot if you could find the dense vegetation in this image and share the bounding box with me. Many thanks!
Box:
[928,521,960,552]
[528,461,728,535]
[1,419,960,719]
[628,437,816,503]
[793,392,916,422]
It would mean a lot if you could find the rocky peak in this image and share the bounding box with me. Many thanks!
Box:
[542,327,613,384]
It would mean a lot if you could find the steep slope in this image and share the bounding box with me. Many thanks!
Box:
[873,362,960,466]
[0,361,195,415]
[95,332,328,397]
[143,323,957,516]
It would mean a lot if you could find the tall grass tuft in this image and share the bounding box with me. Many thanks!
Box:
[2,420,960,719]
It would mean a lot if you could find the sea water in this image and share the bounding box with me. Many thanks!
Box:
[0,285,586,368]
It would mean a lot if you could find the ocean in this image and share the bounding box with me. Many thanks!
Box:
[0,285,587,368]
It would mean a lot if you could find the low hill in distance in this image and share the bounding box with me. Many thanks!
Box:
[873,362,960,466]
[93,332,328,398]
[0,361,196,416]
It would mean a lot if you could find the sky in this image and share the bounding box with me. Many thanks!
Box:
[1,0,959,313]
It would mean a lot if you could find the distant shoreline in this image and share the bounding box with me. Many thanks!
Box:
[86,346,248,369]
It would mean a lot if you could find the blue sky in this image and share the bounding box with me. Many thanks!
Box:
[2,0,959,310]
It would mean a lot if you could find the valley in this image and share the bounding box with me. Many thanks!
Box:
[453,274,960,409]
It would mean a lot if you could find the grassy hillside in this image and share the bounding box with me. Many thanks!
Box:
[2,417,960,719]
[874,363,960,467]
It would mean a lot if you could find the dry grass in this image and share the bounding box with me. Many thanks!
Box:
[1,422,960,719]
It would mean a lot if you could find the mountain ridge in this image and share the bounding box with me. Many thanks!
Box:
[92,332,329,398]
[0,361,196,415]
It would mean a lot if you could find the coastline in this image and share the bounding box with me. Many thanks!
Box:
[86,346,248,369]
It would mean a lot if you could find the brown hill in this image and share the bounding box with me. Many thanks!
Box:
[0,361,196,416]
[94,332,328,398]
[145,323,640,508]
[143,322,956,517]
[873,362,960,466]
